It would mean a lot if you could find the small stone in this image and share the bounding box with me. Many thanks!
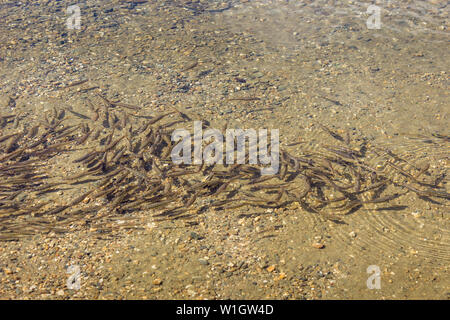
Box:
[312,243,325,249]
[187,289,196,297]
[153,278,163,286]
[253,72,264,78]
[56,289,65,296]
[411,211,421,218]
[349,231,357,238]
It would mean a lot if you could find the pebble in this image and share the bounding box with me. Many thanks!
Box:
[266,265,276,273]
[0,0,447,301]
[190,232,203,240]
[312,243,325,249]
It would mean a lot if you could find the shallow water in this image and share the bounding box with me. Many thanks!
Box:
[0,0,448,299]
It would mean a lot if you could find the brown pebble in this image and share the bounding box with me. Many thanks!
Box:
[153,278,163,285]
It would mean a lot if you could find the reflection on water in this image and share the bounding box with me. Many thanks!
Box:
[211,0,448,49]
